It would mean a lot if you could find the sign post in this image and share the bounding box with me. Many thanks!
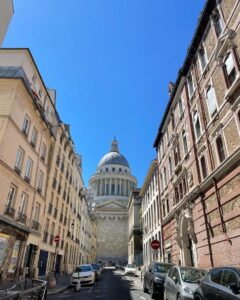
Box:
[151,240,160,261]
[53,235,60,273]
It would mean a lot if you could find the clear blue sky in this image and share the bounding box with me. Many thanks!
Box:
[4,0,205,186]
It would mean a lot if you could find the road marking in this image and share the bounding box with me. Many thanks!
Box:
[140,296,146,300]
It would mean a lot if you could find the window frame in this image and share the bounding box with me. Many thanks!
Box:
[22,115,30,136]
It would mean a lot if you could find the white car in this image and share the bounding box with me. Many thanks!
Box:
[71,264,95,286]
[124,264,137,276]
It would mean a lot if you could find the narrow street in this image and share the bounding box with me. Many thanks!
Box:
[48,269,153,300]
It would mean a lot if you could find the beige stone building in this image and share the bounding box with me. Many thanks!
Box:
[127,188,142,266]
[0,0,14,47]
[0,48,96,281]
[89,139,137,264]
[141,160,162,267]
[154,0,240,268]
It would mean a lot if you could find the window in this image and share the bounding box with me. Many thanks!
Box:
[206,85,217,116]
[22,115,30,136]
[224,52,237,87]
[200,156,208,180]
[15,148,24,173]
[174,145,181,167]
[182,129,188,155]
[6,185,17,207]
[171,112,175,130]
[112,167,115,172]
[37,170,44,192]
[216,135,226,163]
[187,73,194,97]
[193,111,201,140]
[198,46,208,72]
[34,203,40,222]
[169,156,173,178]
[30,127,38,148]
[210,269,223,284]
[41,143,47,162]
[19,193,28,214]
[162,201,166,218]
[163,167,167,188]
[25,158,33,181]
[178,98,184,117]
[166,198,169,214]
[213,12,223,37]
[221,270,239,287]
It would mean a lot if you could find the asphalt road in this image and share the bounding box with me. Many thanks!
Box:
[48,269,155,300]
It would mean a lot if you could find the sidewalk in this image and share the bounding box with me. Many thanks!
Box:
[41,274,71,296]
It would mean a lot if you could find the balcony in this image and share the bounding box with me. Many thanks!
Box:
[77,213,81,221]
[53,208,58,219]
[18,212,27,224]
[14,166,21,175]
[43,231,48,243]
[24,176,30,184]
[60,213,63,223]
[32,220,40,231]
[67,231,71,238]
[30,140,36,148]
[48,203,53,214]
[49,234,54,245]
[37,187,42,194]
[4,205,15,218]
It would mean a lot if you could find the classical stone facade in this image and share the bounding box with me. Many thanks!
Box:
[89,139,137,264]
[153,0,240,268]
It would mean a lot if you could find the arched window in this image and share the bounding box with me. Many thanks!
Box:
[216,136,226,163]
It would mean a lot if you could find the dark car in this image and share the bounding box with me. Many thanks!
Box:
[143,262,174,299]
[194,266,240,300]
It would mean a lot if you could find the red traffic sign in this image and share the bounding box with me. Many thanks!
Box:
[54,235,60,242]
[151,239,160,250]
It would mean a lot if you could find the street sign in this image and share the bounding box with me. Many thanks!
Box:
[54,235,60,243]
[151,239,160,250]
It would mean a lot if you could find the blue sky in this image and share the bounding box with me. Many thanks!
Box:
[4,0,205,186]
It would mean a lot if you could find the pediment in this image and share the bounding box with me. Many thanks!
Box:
[95,199,127,211]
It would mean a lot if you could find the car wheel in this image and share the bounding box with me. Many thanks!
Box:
[177,294,182,300]
[194,294,204,300]
[143,280,148,293]
[150,282,156,299]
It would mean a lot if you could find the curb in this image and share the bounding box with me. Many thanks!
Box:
[47,285,70,295]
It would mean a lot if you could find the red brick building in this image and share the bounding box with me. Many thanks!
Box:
[154,0,240,268]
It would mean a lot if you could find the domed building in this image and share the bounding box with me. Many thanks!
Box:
[89,138,137,264]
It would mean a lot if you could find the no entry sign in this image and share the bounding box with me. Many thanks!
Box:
[54,235,60,243]
[151,239,160,250]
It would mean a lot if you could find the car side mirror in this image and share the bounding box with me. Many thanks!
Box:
[173,276,178,284]
[229,283,240,295]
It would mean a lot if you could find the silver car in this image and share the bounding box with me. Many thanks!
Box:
[164,266,207,300]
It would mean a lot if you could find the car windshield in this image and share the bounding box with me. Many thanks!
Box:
[74,265,92,272]
[127,264,136,268]
[180,268,207,283]
[154,264,173,273]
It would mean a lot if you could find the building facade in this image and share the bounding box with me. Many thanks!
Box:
[154,0,240,268]
[0,0,14,47]
[140,160,162,267]
[0,48,96,281]
[89,139,137,264]
[127,188,142,266]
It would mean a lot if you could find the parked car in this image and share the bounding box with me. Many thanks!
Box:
[124,264,137,276]
[71,264,95,286]
[91,263,101,281]
[194,266,240,300]
[164,266,207,300]
[143,262,174,299]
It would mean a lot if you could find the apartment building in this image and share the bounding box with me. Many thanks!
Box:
[0,48,96,280]
[141,160,162,267]
[127,188,142,266]
[154,0,240,268]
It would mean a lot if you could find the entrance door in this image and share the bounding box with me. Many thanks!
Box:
[182,217,195,267]
[55,255,61,274]
[38,250,48,276]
